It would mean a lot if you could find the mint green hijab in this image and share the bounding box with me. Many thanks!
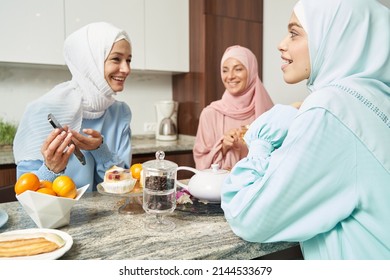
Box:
[297,0,390,172]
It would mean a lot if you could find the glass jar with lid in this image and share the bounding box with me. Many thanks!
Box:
[142,151,178,231]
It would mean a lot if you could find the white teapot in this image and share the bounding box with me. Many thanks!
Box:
[176,164,229,202]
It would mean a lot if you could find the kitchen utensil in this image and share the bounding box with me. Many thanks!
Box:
[176,164,229,202]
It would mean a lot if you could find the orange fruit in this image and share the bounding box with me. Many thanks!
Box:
[15,173,41,195]
[36,187,57,196]
[130,163,142,180]
[39,180,53,189]
[52,175,77,199]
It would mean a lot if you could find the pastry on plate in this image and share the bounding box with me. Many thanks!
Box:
[0,232,65,257]
[102,165,136,194]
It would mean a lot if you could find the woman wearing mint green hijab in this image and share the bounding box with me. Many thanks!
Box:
[221,0,390,259]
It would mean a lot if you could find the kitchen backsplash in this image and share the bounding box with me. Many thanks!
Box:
[0,64,172,135]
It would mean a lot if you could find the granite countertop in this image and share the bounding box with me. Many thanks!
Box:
[0,191,297,260]
[131,134,195,155]
[0,134,196,165]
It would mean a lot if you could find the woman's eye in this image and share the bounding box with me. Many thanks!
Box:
[289,31,298,38]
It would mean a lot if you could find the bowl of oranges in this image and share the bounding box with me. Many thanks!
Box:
[15,173,89,229]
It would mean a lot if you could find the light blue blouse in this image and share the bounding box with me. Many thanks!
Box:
[221,104,390,259]
[16,101,132,192]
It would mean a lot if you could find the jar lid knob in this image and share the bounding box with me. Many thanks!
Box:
[155,150,165,160]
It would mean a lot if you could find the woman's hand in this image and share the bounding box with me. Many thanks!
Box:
[70,128,103,151]
[222,128,241,155]
[41,128,74,173]
[290,101,302,109]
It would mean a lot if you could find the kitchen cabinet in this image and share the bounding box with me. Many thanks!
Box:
[65,0,145,70]
[173,0,264,135]
[0,0,64,65]
[0,0,189,72]
[66,0,188,72]
[0,164,17,203]
[144,0,189,72]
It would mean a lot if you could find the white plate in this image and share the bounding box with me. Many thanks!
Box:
[0,228,73,260]
[0,209,8,228]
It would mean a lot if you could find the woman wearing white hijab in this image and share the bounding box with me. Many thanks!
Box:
[221,0,390,259]
[13,22,133,191]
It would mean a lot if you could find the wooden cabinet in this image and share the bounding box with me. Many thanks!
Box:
[173,0,264,135]
[0,164,17,203]
[0,0,64,65]
[0,0,189,72]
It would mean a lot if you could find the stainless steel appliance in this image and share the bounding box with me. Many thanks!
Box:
[155,100,178,141]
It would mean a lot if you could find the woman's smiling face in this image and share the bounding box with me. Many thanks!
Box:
[222,58,248,95]
[278,12,311,84]
[104,39,132,92]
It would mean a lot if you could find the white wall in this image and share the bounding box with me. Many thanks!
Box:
[263,0,390,105]
[263,0,308,105]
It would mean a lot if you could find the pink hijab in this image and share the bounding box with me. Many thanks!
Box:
[209,45,273,119]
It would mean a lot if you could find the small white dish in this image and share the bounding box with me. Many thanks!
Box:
[0,209,8,228]
[0,228,73,260]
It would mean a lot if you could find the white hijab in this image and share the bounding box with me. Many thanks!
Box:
[13,22,131,163]
[296,0,390,172]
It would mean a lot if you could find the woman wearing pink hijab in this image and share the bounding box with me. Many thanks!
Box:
[193,45,274,170]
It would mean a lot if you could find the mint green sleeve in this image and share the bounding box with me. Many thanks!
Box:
[221,105,358,243]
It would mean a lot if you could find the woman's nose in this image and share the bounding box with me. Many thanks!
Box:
[277,35,289,52]
[226,70,235,79]
[120,61,131,75]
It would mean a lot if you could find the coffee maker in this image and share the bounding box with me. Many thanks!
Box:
[155,100,178,141]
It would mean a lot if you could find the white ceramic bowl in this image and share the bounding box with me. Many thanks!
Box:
[16,184,89,229]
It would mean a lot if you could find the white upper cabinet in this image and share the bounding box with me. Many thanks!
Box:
[65,0,145,70]
[144,0,189,72]
[0,0,65,65]
[0,0,188,72]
